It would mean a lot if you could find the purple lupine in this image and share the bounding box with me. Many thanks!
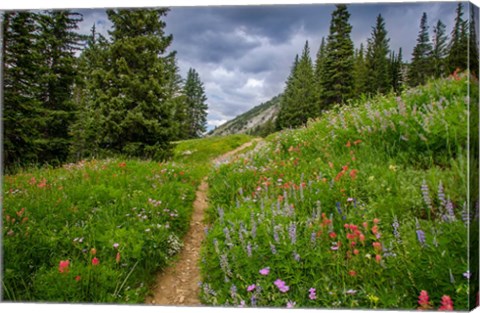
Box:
[445,198,456,221]
[224,227,232,246]
[230,284,237,299]
[217,207,224,224]
[250,295,256,306]
[293,251,301,262]
[416,229,426,246]
[270,243,277,254]
[310,231,317,244]
[463,270,471,279]
[251,222,257,238]
[288,222,297,245]
[247,242,252,257]
[438,181,446,208]
[392,216,401,243]
[421,180,432,209]
[273,225,281,243]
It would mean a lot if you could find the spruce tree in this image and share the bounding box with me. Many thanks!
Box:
[432,19,448,78]
[408,12,433,86]
[35,10,84,165]
[447,3,469,73]
[86,8,180,160]
[365,14,391,95]
[182,68,208,139]
[469,4,479,77]
[389,48,404,94]
[319,4,355,107]
[353,43,368,96]
[276,41,316,129]
[2,12,43,167]
[314,37,326,109]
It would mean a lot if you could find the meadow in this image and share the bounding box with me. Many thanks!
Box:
[199,73,478,310]
[2,134,252,302]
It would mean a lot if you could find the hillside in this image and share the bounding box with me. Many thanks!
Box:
[209,94,281,137]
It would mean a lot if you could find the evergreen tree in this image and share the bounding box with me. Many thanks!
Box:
[447,3,469,73]
[182,68,208,139]
[353,43,368,95]
[432,19,448,78]
[276,55,299,130]
[469,4,479,77]
[2,12,43,167]
[365,14,391,94]
[408,12,433,86]
[276,41,316,129]
[35,10,84,165]
[314,37,326,107]
[319,4,355,107]
[389,48,404,94]
[83,8,180,160]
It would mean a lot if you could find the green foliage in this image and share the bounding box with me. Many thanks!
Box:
[319,4,355,108]
[365,14,391,95]
[3,159,198,302]
[446,3,469,74]
[277,41,316,130]
[179,68,208,139]
[468,4,479,77]
[408,12,433,87]
[200,75,473,309]
[432,19,448,78]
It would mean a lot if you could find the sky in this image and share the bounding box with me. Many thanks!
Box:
[72,1,469,131]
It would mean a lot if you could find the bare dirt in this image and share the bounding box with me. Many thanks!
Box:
[146,139,262,306]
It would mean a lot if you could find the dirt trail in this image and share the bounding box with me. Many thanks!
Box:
[146,138,262,306]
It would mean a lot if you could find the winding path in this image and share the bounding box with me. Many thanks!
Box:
[146,138,262,306]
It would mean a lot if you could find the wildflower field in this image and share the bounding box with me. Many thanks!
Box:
[2,135,252,303]
[200,74,478,310]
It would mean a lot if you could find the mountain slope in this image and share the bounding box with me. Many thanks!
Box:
[209,94,281,137]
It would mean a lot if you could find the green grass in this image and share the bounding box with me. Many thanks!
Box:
[2,134,257,303]
[199,74,477,310]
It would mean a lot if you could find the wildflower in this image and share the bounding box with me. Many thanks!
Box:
[75,275,81,282]
[346,289,357,295]
[116,252,121,264]
[90,248,97,255]
[230,285,237,299]
[310,231,317,244]
[373,218,380,224]
[353,249,359,255]
[259,267,270,276]
[92,257,99,266]
[346,141,351,148]
[270,243,277,254]
[247,284,256,292]
[293,251,301,262]
[288,223,297,245]
[375,255,382,263]
[350,169,358,180]
[347,197,354,202]
[118,162,126,168]
[113,243,119,249]
[274,279,289,293]
[359,234,365,243]
[439,295,454,311]
[247,242,252,257]
[372,242,382,252]
[438,181,446,207]
[329,232,337,239]
[463,271,471,279]
[309,288,317,300]
[286,301,296,308]
[354,139,362,145]
[416,288,430,307]
[389,165,397,172]
[416,229,426,246]
[331,245,339,251]
[239,300,245,308]
[348,270,357,276]
[371,225,379,235]
[58,260,70,273]
[421,180,432,209]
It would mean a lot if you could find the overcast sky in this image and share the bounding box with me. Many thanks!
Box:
[74,2,470,131]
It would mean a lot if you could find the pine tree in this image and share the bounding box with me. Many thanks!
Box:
[468,4,479,77]
[182,68,208,139]
[365,14,391,95]
[447,3,469,73]
[35,10,84,165]
[276,41,316,129]
[319,4,355,107]
[389,48,404,94]
[2,12,43,167]
[353,43,368,95]
[408,12,433,86]
[84,8,180,160]
[314,37,326,108]
[432,19,448,78]
[276,55,299,130]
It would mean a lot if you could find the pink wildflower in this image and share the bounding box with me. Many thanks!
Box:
[439,295,454,311]
[247,284,256,292]
[417,290,432,309]
[58,260,70,273]
[92,257,99,266]
[259,267,270,275]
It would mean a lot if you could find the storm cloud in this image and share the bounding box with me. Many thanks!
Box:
[75,1,462,131]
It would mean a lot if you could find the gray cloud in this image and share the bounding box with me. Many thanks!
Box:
[76,2,461,131]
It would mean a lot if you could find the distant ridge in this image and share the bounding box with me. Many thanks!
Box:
[209,94,282,137]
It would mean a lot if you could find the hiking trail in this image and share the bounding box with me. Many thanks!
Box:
[146,138,263,306]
